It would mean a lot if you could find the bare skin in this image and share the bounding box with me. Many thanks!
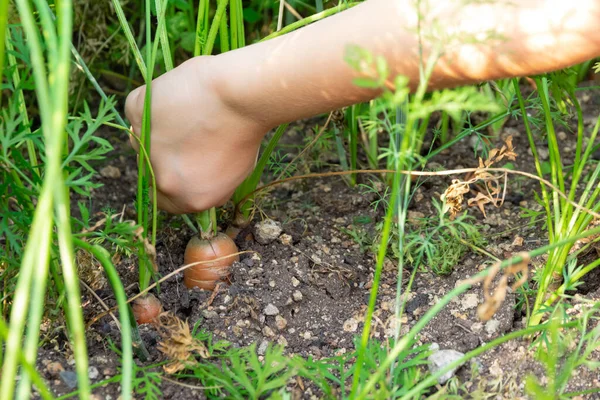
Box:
[125,0,600,214]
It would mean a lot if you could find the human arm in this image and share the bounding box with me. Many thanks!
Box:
[125,0,600,214]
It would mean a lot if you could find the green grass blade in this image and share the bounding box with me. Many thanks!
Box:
[232,123,288,218]
[0,317,55,400]
[202,0,229,56]
[0,0,11,105]
[155,0,173,71]
[74,238,133,400]
[111,0,148,79]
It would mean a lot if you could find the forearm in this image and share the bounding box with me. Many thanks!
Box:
[214,0,600,129]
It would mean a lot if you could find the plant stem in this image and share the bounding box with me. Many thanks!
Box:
[0,317,54,400]
[0,0,10,106]
[73,238,133,400]
[203,0,229,56]
[110,0,147,79]
[263,2,359,41]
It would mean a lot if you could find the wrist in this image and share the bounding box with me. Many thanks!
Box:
[203,51,280,132]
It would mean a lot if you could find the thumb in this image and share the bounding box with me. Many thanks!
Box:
[124,85,146,130]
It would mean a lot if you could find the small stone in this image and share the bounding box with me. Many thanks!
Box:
[460,293,479,310]
[489,359,503,377]
[291,277,301,287]
[485,319,501,335]
[59,371,78,389]
[232,326,243,337]
[277,336,288,347]
[46,362,64,378]
[275,315,288,330]
[512,236,524,247]
[262,326,275,337]
[269,280,276,288]
[264,304,279,316]
[279,234,293,246]
[343,318,358,332]
[202,310,218,319]
[254,219,283,245]
[408,211,425,222]
[99,165,121,179]
[257,340,269,356]
[427,349,466,384]
[302,331,312,340]
[292,290,303,302]
[88,366,99,380]
[557,131,567,141]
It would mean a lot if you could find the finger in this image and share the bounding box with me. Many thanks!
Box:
[153,190,188,215]
[129,126,140,153]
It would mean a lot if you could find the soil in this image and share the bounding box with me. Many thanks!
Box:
[32,86,600,399]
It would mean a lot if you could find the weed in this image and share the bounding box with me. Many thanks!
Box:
[398,200,485,275]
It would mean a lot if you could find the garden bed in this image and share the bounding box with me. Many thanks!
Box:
[31,87,600,399]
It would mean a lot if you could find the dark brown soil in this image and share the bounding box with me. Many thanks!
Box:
[33,87,600,399]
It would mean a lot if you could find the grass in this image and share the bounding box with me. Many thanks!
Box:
[2,0,600,399]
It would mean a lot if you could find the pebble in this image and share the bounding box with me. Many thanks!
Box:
[557,131,568,141]
[264,304,280,316]
[343,318,358,332]
[485,319,501,335]
[88,366,99,380]
[277,336,288,347]
[427,348,466,384]
[460,293,479,310]
[291,277,301,287]
[257,340,269,356]
[202,310,218,319]
[268,280,276,288]
[59,370,78,389]
[99,165,121,179]
[254,219,283,245]
[46,361,64,378]
[232,326,243,337]
[279,234,293,246]
[275,315,288,330]
[292,290,303,302]
[262,326,275,337]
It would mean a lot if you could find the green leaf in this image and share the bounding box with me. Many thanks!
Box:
[352,77,381,89]
[243,8,261,24]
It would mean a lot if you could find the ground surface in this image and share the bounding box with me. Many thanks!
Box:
[32,86,600,399]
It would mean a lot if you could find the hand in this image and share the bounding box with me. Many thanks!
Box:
[125,57,269,214]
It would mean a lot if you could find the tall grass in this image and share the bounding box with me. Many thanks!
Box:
[0,0,90,399]
[515,73,600,327]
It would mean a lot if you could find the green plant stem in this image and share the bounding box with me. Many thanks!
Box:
[219,8,230,53]
[350,175,399,396]
[203,0,229,56]
[155,0,173,71]
[110,0,147,79]
[195,0,209,56]
[0,317,55,400]
[514,79,554,241]
[5,31,39,172]
[0,0,9,106]
[263,2,359,41]
[73,238,133,400]
[1,0,61,397]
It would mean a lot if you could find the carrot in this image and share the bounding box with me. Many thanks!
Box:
[132,293,162,324]
[183,233,239,290]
